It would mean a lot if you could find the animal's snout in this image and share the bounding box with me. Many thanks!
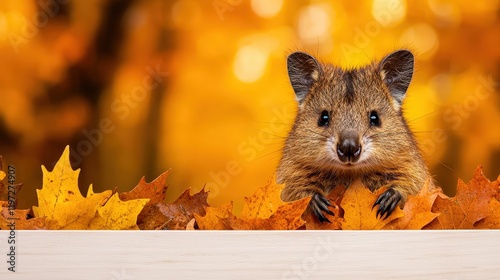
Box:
[337,132,361,163]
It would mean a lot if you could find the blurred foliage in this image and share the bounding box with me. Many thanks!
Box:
[0,0,499,212]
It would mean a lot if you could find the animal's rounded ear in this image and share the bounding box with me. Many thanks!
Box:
[287,52,322,104]
[379,50,414,106]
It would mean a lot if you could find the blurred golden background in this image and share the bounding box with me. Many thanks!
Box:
[0,0,499,212]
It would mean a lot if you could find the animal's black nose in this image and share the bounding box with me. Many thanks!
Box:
[337,137,361,163]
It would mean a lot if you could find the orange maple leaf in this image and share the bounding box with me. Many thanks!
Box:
[195,178,310,230]
[474,198,500,229]
[240,176,285,219]
[195,201,233,230]
[138,187,209,230]
[303,186,345,230]
[0,171,22,207]
[119,171,170,229]
[0,202,46,230]
[383,180,439,230]
[224,198,310,230]
[341,180,404,230]
[425,166,498,229]
[228,178,310,230]
[120,171,169,206]
[0,159,44,230]
[473,175,500,229]
[0,160,22,207]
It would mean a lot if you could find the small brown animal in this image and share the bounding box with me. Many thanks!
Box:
[277,50,432,222]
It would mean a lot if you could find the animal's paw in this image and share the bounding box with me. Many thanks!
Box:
[310,193,334,223]
[373,188,402,219]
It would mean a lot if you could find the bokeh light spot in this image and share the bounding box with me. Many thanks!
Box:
[371,0,406,27]
[400,23,439,59]
[297,4,332,44]
[427,0,462,25]
[251,0,283,18]
[233,44,268,83]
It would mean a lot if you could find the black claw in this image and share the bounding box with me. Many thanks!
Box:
[317,211,330,223]
[323,208,335,217]
[310,193,334,223]
[318,194,332,207]
[311,202,330,223]
[319,202,335,216]
[372,188,402,220]
[317,195,335,216]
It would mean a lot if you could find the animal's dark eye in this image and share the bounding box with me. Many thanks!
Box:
[318,110,330,127]
[369,111,380,127]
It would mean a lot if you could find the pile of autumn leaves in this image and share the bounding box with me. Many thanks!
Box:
[1,146,500,230]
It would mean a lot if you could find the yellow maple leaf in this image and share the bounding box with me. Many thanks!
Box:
[235,177,310,229]
[33,146,112,229]
[240,176,283,220]
[33,146,148,230]
[89,193,148,230]
[341,180,404,230]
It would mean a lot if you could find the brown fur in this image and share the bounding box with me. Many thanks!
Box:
[277,51,432,213]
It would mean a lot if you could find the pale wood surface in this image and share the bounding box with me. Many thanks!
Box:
[0,230,499,279]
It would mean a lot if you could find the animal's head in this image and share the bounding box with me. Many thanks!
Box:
[286,50,415,173]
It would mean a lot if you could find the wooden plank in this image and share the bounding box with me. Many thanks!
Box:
[0,230,499,279]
